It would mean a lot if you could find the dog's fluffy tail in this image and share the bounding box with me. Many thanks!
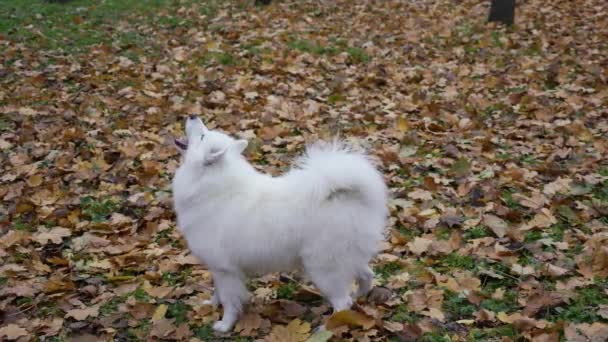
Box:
[294,140,388,215]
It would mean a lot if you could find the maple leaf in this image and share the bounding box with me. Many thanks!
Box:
[0,324,28,340]
[325,310,375,330]
[235,312,263,336]
[265,319,311,342]
[33,227,71,245]
[65,305,100,320]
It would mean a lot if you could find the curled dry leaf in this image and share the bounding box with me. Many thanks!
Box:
[326,310,375,330]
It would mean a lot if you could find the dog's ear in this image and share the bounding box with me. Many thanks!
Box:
[204,146,228,166]
[232,140,248,154]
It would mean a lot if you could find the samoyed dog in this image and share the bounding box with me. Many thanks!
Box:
[172,115,388,332]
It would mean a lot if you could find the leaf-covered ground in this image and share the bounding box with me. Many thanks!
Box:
[1,0,607,341]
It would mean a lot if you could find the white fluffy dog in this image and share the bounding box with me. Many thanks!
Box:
[172,115,388,332]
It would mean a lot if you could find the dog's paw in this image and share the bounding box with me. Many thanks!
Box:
[213,320,233,333]
[202,299,218,307]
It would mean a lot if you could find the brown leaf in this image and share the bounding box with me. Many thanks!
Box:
[407,237,433,255]
[483,214,508,238]
[235,312,262,336]
[326,310,375,330]
[265,318,310,342]
[33,227,71,245]
[0,324,28,340]
[65,305,100,320]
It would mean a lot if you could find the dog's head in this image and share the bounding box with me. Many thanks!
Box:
[175,115,248,167]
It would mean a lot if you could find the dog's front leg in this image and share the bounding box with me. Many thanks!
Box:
[211,271,249,332]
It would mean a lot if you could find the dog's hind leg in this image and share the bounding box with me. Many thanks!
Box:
[354,265,374,299]
[211,271,249,332]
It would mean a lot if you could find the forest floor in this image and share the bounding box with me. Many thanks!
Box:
[1,0,607,341]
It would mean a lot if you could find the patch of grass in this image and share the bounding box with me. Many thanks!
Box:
[12,218,35,232]
[80,196,119,222]
[420,332,451,342]
[524,230,543,243]
[480,290,519,313]
[287,38,370,63]
[374,261,403,282]
[327,93,346,105]
[346,47,370,63]
[288,39,338,55]
[435,227,451,240]
[501,188,522,210]
[167,301,190,324]
[463,226,490,240]
[549,222,567,241]
[132,287,151,302]
[437,253,476,271]
[442,290,476,320]
[276,281,298,300]
[100,295,126,316]
[549,284,608,323]
[469,324,517,341]
[193,324,214,340]
[391,304,422,324]
[161,268,191,287]
[0,0,206,52]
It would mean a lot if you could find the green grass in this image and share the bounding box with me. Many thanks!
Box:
[548,282,608,323]
[80,196,119,222]
[442,290,476,320]
[463,226,490,240]
[0,0,217,53]
[480,290,519,313]
[391,304,422,324]
[436,253,476,272]
[287,38,370,63]
[276,281,298,300]
[166,301,190,324]
[374,261,403,282]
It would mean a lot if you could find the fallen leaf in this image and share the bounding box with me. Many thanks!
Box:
[265,318,311,342]
[33,227,71,245]
[0,324,28,340]
[152,304,167,322]
[483,214,508,238]
[326,310,375,330]
[65,305,100,320]
[235,312,262,336]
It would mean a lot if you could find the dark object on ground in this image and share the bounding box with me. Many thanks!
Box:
[45,0,73,3]
[255,0,272,5]
[488,0,515,25]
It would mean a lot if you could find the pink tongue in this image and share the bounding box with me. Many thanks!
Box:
[174,138,188,149]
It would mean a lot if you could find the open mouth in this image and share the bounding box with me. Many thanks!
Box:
[174,138,188,150]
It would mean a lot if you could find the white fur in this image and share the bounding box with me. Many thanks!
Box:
[172,117,388,332]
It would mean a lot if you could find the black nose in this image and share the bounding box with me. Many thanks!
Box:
[188,114,197,120]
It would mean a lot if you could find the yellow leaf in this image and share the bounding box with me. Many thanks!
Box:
[325,310,375,330]
[265,318,310,342]
[27,174,43,187]
[152,304,168,322]
[396,117,409,133]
